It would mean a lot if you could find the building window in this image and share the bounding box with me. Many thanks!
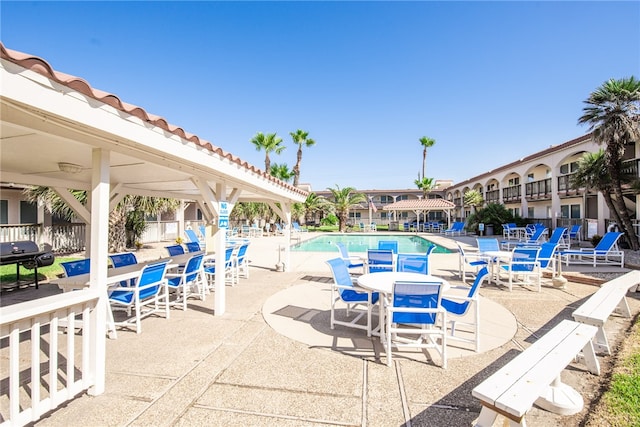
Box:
[561,204,581,218]
[508,177,520,186]
[527,207,534,218]
[380,195,393,204]
[560,162,579,174]
[508,207,520,217]
[527,173,535,182]
[0,200,7,224]
[20,201,37,224]
[397,195,409,201]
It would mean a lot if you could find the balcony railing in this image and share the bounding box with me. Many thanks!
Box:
[502,185,521,203]
[485,190,500,204]
[557,174,584,196]
[525,178,552,200]
[621,158,639,177]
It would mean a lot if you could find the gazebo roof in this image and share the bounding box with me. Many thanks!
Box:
[383,199,456,211]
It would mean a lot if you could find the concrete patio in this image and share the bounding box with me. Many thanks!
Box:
[2,232,638,426]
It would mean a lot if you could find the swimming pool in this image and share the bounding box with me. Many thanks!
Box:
[291,234,450,253]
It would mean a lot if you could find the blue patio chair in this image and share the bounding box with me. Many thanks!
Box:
[476,238,500,254]
[60,258,91,277]
[292,222,308,233]
[203,247,236,287]
[559,231,624,267]
[569,224,582,243]
[185,241,201,252]
[403,222,410,232]
[165,254,205,310]
[518,226,548,246]
[326,258,380,337]
[456,242,489,283]
[274,223,285,236]
[383,280,447,367]
[396,245,435,275]
[109,261,170,334]
[108,252,138,286]
[443,221,465,236]
[497,246,542,292]
[441,267,489,352]
[335,242,364,273]
[378,240,398,254]
[233,243,250,279]
[165,244,185,256]
[198,225,207,240]
[367,249,394,273]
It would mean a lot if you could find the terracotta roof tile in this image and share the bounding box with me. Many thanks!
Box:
[383,199,456,210]
[0,42,307,197]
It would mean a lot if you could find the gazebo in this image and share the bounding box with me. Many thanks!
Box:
[383,198,456,231]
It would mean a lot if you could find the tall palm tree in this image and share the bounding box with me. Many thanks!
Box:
[326,185,366,232]
[269,163,294,182]
[250,132,285,174]
[414,177,435,198]
[578,77,640,249]
[419,136,436,180]
[571,150,625,232]
[290,129,316,186]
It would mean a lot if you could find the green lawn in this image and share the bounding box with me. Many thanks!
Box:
[0,256,82,284]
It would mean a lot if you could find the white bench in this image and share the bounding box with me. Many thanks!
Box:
[572,270,640,355]
[472,319,600,427]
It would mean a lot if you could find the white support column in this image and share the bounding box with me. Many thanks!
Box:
[88,148,109,395]
[213,183,229,315]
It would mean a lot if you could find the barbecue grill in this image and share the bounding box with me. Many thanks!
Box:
[0,241,55,290]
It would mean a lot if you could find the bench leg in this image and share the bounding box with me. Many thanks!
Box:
[473,406,499,427]
[614,296,631,318]
[593,326,611,355]
[535,375,584,416]
[577,340,601,376]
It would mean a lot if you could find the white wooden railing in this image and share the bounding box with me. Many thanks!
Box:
[0,290,100,426]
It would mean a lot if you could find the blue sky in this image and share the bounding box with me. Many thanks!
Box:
[2,1,639,192]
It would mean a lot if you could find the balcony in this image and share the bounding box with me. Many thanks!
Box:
[621,158,639,177]
[525,178,552,200]
[557,174,584,197]
[485,189,500,204]
[502,185,521,203]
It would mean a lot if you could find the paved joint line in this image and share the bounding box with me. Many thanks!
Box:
[395,361,412,427]
[191,404,356,426]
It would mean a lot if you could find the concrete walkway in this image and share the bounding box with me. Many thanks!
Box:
[2,232,639,426]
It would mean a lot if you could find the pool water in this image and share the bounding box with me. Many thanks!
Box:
[291,234,449,253]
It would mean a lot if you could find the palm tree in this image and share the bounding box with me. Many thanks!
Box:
[414,177,435,198]
[269,163,294,182]
[303,192,330,225]
[250,132,285,174]
[290,129,316,186]
[419,136,436,180]
[571,150,625,232]
[463,189,484,214]
[326,185,366,232]
[23,187,179,252]
[578,77,640,250]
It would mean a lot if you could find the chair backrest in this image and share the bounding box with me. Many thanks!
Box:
[198,225,207,239]
[236,243,249,261]
[392,281,442,324]
[569,224,581,239]
[224,247,234,265]
[396,253,428,274]
[61,258,91,277]
[528,227,547,242]
[595,231,623,251]
[367,249,394,272]
[185,241,201,252]
[378,240,398,254]
[510,247,540,271]
[165,244,185,256]
[184,254,204,282]
[335,242,350,259]
[109,252,138,268]
[476,238,500,253]
[467,267,489,299]
[185,229,200,243]
[326,257,354,290]
[546,227,566,244]
[537,242,558,268]
[137,261,168,299]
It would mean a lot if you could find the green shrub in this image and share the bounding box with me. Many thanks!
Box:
[466,203,520,235]
[591,234,602,247]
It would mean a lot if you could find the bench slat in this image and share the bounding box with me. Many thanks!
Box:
[472,320,597,418]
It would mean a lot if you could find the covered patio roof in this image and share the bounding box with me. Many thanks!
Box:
[382,198,456,212]
[1,43,308,319]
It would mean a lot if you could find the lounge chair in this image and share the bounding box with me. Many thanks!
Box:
[559,231,624,267]
[185,229,203,244]
[326,257,380,337]
[274,223,285,236]
[292,222,308,233]
[442,221,465,236]
[569,224,582,243]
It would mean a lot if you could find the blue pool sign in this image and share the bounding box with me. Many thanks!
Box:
[218,201,229,229]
